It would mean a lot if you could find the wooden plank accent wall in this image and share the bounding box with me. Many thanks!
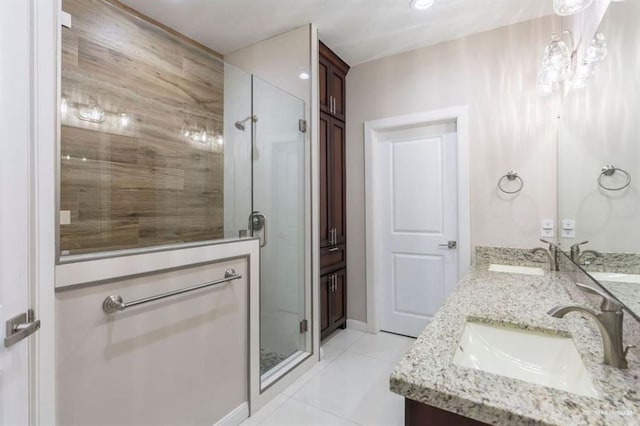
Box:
[60,0,225,255]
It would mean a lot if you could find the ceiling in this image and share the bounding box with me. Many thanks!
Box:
[120,0,555,65]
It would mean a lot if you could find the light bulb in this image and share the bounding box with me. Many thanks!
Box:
[60,98,68,114]
[298,71,310,80]
[214,133,224,146]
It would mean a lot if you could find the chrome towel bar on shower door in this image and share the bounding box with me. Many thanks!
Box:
[102,269,242,314]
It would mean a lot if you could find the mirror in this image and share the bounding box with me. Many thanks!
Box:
[557,0,640,318]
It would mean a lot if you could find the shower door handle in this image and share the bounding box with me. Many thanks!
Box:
[249,211,267,248]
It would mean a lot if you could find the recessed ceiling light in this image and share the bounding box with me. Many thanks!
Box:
[298,71,310,80]
[410,0,434,10]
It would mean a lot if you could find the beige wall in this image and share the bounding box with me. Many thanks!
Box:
[346,16,562,322]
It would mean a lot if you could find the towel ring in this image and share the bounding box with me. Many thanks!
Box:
[498,171,524,194]
[598,165,631,191]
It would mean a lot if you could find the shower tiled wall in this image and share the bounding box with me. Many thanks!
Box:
[60,0,225,255]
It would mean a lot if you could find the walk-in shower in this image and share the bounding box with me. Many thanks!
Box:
[224,64,311,387]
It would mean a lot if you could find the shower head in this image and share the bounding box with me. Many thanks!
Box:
[234,115,257,131]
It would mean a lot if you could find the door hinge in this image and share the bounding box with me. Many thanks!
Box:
[299,319,308,334]
[299,119,307,133]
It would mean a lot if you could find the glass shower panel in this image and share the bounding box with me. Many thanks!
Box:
[251,76,308,377]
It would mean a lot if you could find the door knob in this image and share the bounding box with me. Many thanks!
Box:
[438,241,457,249]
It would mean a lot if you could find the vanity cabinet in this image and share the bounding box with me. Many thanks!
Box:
[319,42,349,340]
[405,399,488,426]
[319,42,348,121]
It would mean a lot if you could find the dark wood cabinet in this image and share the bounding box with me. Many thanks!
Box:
[319,41,349,341]
[319,113,346,248]
[405,399,488,426]
[319,42,349,121]
[320,267,347,339]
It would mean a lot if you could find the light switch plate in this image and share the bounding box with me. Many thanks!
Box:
[60,210,71,225]
[541,219,554,237]
[561,219,576,238]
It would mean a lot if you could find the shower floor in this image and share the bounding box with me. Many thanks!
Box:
[260,349,289,375]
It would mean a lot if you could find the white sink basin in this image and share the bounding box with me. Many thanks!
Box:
[488,264,545,276]
[453,321,598,398]
[590,272,640,284]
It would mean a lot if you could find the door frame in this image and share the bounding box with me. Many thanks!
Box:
[364,106,471,334]
[29,0,58,423]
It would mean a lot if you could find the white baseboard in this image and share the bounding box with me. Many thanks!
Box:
[215,402,249,426]
[346,319,369,333]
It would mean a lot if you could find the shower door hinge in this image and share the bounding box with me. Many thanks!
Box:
[299,319,308,334]
[298,119,307,133]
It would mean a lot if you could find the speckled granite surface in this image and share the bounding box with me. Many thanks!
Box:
[580,251,640,274]
[390,252,640,425]
[475,246,555,268]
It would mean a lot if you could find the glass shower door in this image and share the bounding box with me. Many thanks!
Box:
[251,76,308,380]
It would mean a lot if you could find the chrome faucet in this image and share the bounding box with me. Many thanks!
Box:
[570,240,589,263]
[530,247,554,270]
[548,283,634,369]
[533,239,559,271]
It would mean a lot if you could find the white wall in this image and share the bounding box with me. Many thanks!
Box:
[558,0,640,253]
[223,63,253,239]
[346,16,563,322]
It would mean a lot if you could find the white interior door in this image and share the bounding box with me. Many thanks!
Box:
[378,121,459,337]
[1,0,38,423]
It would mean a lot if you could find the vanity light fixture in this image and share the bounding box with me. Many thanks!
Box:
[571,33,607,91]
[553,0,595,16]
[77,102,105,123]
[537,31,575,95]
[541,32,573,84]
[410,0,434,11]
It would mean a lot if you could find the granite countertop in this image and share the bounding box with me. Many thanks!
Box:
[390,265,640,425]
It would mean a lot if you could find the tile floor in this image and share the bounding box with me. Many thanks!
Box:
[242,329,415,426]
